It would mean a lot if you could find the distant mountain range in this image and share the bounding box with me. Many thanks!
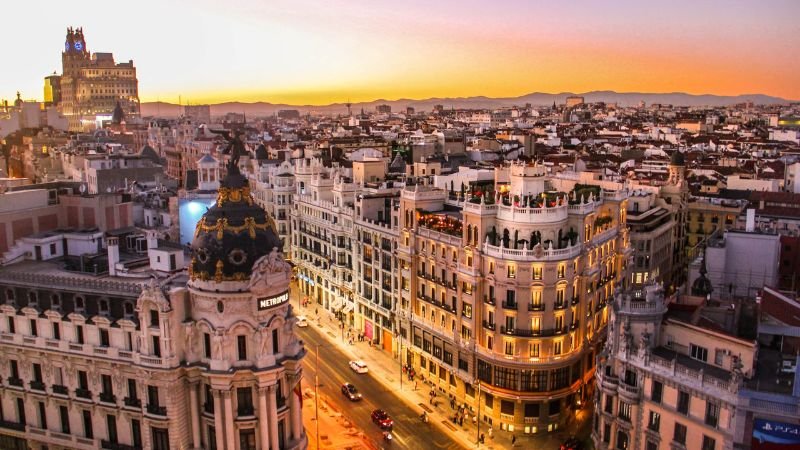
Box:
[140,90,795,118]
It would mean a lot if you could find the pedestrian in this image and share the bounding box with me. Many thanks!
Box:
[414,381,418,390]
[459,416,463,426]
[511,434,517,446]
[479,433,484,444]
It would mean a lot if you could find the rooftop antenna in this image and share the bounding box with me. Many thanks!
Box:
[346,98,352,117]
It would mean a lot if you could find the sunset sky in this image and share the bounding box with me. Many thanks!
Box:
[2,0,799,105]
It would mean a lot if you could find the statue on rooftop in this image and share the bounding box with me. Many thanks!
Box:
[210,128,247,173]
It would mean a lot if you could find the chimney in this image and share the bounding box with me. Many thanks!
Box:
[107,237,119,276]
[746,208,756,232]
[146,230,158,253]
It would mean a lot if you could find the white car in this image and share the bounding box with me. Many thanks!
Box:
[295,316,308,327]
[349,360,369,374]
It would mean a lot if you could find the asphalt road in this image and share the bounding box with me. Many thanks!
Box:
[297,324,464,450]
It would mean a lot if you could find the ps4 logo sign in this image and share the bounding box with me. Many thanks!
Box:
[258,291,289,310]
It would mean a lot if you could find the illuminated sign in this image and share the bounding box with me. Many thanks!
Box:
[258,291,290,310]
[753,419,800,448]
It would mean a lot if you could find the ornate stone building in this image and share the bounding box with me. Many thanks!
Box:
[0,144,306,449]
[397,161,631,434]
[55,27,140,131]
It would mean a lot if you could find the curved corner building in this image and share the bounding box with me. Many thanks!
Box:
[397,161,631,434]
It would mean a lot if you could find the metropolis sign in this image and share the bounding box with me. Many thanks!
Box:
[257,291,290,310]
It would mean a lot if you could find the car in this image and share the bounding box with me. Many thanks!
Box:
[371,409,393,429]
[349,360,368,374]
[295,315,308,327]
[341,383,362,401]
[560,437,583,450]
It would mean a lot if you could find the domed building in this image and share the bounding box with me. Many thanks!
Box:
[185,150,307,449]
[0,140,306,450]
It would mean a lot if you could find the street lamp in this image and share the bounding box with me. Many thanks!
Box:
[476,380,482,448]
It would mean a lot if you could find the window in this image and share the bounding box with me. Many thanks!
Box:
[127,379,138,400]
[605,395,614,414]
[529,343,540,358]
[272,329,279,354]
[152,336,161,357]
[100,329,109,347]
[237,335,247,360]
[618,401,631,421]
[60,405,70,434]
[507,264,516,278]
[677,390,690,415]
[76,325,84,344]
[148,385,160,408]
[237,387,254,416]
[152,427,170,450]
[504,341,514,356]
[33,363,43,383]
[30,319,37,337]
[78,370,89,390]
[107,415,118,443]
[673,422,687,445]
[83,409,93,439]
[690,344,708,362]
[7,316,15,333]
[53,322,60,340]
[554,341,562,355]
[240,429,256,450]
[532,266,542,280]
[131,419,142,448]
[204,333,212,358]
[648,411,660,431]
[150,310,159,327]
[616,430,629,449]
[558,264,566,279]
[208,426,217,450]
[462,303,472,319]
[651,380,663,404]
[38,401,47,429]
[702,436,716,450]
[705,402,719,428]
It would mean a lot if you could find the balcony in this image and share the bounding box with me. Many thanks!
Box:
[484,296,496,306]
[76,388,93,400]
[482,321,496,331]
[7,377,23,388]
[123,397,142,408]
[52,384,69,396]
[554,302,567,311]
[30,380,46,391]
[502,301,518,310]
[0,419,26,431]
[528,303,545,312]
[618,381,641,401]
[571,297,580,306]
[146,404,167,417]
[100,392,117,404]
[237,406,255,417]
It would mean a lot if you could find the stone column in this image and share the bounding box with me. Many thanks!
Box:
[213,390,225,450]
[267,384,280,450]
[290,379,302,440]
[223,390,236,450]
[258,386,271,449]
[189,382,201,449]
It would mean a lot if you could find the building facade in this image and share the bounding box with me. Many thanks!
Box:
[56,27,140,131]
[0,156,306,449]
[397,162,630,434]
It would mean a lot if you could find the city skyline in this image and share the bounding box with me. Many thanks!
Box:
[2,0,799,106]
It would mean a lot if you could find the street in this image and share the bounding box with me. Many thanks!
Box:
[298,323,464,450]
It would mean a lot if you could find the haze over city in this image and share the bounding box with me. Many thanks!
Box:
[2,0,799,105]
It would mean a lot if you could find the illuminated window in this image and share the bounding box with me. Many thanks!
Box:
[558,264,566,278]
[507,264,516,278]
[529,343,540,357]
[532,266,542,280]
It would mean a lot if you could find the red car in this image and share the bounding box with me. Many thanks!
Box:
[371,409,393,429]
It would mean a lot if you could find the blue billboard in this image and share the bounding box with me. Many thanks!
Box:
[753,419,800,450]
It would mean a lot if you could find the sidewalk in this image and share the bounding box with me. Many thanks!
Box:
[303,387,377,450]
[292,284,593,449]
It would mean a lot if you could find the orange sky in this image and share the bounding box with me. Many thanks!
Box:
[2,0,799,105]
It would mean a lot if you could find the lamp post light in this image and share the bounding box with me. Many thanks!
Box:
[476,380,482,448]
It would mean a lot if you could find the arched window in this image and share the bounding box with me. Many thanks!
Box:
[75,296,85,312]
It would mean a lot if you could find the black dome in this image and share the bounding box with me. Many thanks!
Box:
[189,168,282,284]
[670,150,685,166]
[254,143,268,160]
